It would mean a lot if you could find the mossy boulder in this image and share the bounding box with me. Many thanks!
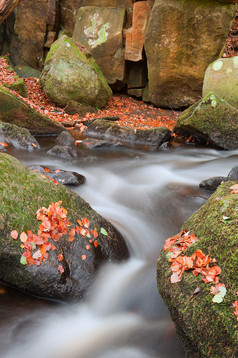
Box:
[39,35,112,108]
[203,56,238,108]
[83,119,172,147]
[174,92,238,150]
[0,85,65,135]
[0,154,129,300]
[157,181,238,357]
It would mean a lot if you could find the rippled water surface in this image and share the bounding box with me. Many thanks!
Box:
[1,143,237,358]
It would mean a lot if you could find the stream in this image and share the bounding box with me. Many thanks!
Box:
[1,142,238,358]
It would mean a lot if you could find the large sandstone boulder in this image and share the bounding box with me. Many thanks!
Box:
[157,181,238,357]
[0,0,21,24]
[60,0,135,36]
[73,6,126,85]
[40,35,112,108]
[0,85,65,135]
[174,92,238,150]
[144,0,237,108]
[0,153,129,300]
[9,0,58,70]
[203,56,238,108]
[125,1,153,62]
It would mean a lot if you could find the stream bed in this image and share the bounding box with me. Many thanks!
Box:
[1,143,238,358]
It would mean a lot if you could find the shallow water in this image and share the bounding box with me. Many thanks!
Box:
[1,143,237,358]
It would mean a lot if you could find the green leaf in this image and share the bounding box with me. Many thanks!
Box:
[31,242,36,250]
[20,255,27,265]
[218,286,227,297]
[86,233,91,238]
[100,227,108,236]
[212,294,224,303]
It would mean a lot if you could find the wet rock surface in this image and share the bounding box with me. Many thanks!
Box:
[27,164,86,186]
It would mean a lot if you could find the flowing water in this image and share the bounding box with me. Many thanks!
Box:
[1,142,237,358]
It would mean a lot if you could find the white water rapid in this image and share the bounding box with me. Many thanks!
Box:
[1,144,238,358]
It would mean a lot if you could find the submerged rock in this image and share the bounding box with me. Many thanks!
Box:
[0,85,65,135]
[0,154,129,300]
[27,165,86,186]
[55,131,75,148]
[47,145,78,159]
[199,176,227,191]
[174,92,238,150]
[157,181,238,357]
[84,119,172,147]
[40,35,112,108]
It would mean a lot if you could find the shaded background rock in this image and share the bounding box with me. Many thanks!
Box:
[144,0,236,108]
[0,0,236,108]
[73,6,126,86]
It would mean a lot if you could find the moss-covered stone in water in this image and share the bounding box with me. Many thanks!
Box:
[157,181,238,357]
[174,92,238,150]
[0,154,129,300]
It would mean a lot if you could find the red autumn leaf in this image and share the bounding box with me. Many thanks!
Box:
[68,236,74,242]
[58,253,63,261]
[54,169,60,173]
[90,229,98,239]
[82,254,87,260]
[32,142,37,148]
[20,232,28,243]
[0,142,8,147]
[40,245,47,255]
[82,218,90,228]
[86,245,90,250]
[11,230,18,240]
[94,240,98,248]
[58,265,64,274]
[44,168,50,173]
[77,219,83,227]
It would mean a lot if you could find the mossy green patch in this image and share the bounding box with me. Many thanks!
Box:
[157,181,238,357]
[0,85,65,135]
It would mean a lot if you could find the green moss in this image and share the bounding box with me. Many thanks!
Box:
[0,85,64,135]
[174,92,238,150]
[157,181,238,357]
